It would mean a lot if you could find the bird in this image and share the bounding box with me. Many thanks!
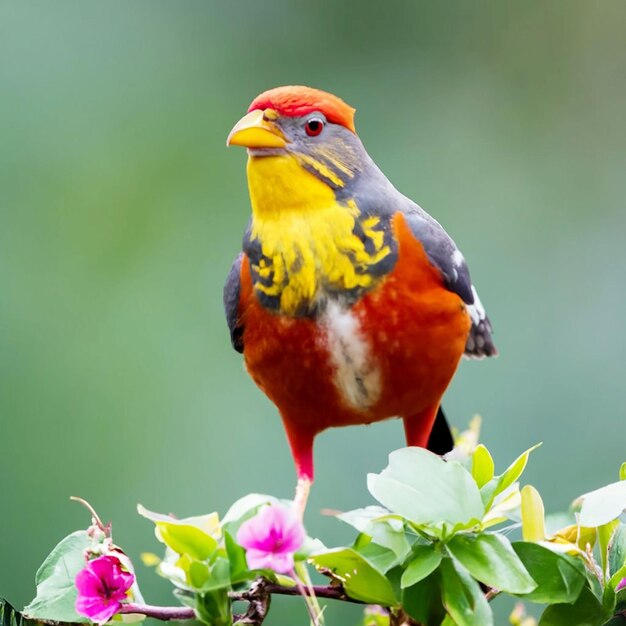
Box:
[223,86,496,516]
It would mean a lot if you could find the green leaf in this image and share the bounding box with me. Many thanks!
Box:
[177,553,232,593]
[619,463,626,482]
[23,530,91,622]
[607,563,626,618]
[598,521,620,581]
[401,570,446,626]
[521,485,546,542]
[173,588,197,609]
[187,559,211,589]
[579,481,626,527]
[609,564,626,592]
[401,544,442,588]
[354,536,403,574]
[367,448,484,533]
[440,557,493,626]
[603,578,618,620]
[616,585,626,618]
[609,525,626,578]
[310,548,398,606]
[471,445,495,488]
[221,493,278,537]
[338,506,392,531]
[195,588,231,626]
[480,444,541,510]
[223,531,249,584]
[447,533,536,594]
[512,542,586,604]
[204,557,232,592]
[538,586,603,626]
[339,506,410,558]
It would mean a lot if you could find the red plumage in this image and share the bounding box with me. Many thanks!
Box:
[238,213,471,480]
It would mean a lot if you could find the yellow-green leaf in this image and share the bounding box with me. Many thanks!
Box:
[481,485,521,529]
[472,445,495,489]
[521,485,545,542]
[550,524,596,552]
[481,444,541,511]
[137,504,221,537]
[137,504,220,560]
[157,522,217,561]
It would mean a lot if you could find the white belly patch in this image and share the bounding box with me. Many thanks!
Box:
[323,302,381,411]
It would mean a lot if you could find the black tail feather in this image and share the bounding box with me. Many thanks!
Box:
[426,406,454,455]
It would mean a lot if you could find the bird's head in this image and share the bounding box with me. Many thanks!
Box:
[227,86,368,195]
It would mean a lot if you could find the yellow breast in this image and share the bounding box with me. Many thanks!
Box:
[245,154,393,316]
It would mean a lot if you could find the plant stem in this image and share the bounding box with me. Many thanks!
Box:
[69,496,109,536]
[291,568,322,626]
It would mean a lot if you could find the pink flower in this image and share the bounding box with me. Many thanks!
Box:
[237,504,305,574]
[617,577,626,593]
[75,555,134,623]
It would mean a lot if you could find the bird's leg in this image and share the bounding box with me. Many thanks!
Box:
[402,404,440,448]
[293,477,312,520]
[281,418,315,519]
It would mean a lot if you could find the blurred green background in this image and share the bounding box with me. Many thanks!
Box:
[2,1,626,624]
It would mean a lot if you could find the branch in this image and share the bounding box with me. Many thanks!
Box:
[231,578,272,625]
[119,604,194,621]
[117,580,363,622]
[116,580,428,626]
[259,581,364,604]
[118,577,493,626]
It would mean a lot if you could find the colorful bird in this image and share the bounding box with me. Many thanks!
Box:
[224,86,496,515]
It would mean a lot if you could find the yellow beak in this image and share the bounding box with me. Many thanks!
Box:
[226,109,287,149]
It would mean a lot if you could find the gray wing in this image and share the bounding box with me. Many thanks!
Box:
[223,253,244,354]
[402,205,497,359]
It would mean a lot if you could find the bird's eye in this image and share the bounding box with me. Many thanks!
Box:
[305,118,324,137]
